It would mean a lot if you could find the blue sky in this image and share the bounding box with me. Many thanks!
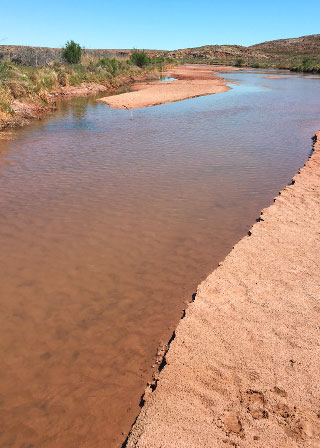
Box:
[1,0,319,50]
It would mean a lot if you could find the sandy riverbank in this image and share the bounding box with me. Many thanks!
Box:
[98,65,235,109]
[125,132,320,447]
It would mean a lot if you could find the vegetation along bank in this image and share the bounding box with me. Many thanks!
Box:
[0,42,174,131]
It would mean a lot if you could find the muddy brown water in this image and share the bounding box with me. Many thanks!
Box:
[1,71,320,448]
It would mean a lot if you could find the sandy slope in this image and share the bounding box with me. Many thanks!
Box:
[126,132,320,447]
[98,66,234,109]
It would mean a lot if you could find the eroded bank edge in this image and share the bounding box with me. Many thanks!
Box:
[121,130,320,447]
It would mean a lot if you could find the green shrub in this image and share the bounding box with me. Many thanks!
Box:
[97,57,119,76]
[235,58,244,67]
[62,40,82,64]
[302,57,311,69]
[291,57,320,73]
[150,55,164,65]
[130,50,150,68]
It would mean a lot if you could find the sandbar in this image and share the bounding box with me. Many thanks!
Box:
[264,75,288,79]
[98,65,235,109]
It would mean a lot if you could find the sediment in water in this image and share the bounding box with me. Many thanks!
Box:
[125,132,320,447]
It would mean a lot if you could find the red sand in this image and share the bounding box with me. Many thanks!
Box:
[264,76,288,79]
[98,65,235,109]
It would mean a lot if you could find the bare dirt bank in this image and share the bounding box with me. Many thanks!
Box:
[125,132,320,447]
[98,65,235,109]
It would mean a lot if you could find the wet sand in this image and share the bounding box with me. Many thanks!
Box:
[126,132,320,447]
[264,76,288,79]
[98,65,234,109]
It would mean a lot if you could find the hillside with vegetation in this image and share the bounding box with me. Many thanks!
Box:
[167,34,320,71]
[1,34,319,70]
[249,34,320,71]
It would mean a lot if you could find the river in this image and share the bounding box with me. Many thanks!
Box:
[0,69,319,447]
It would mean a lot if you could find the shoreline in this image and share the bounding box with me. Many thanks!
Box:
[125,132,320,447]
[0,65,235,137]
[98,65,236,109]
[0,71,160,136]
[0,83,109,133]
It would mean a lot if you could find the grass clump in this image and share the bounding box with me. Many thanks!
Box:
[97,58,121,77]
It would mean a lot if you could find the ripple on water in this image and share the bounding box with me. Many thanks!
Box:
[0,72,320,447]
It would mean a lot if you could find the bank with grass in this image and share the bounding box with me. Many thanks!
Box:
[0,47,174,130]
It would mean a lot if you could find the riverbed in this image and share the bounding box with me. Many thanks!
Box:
[0,69,319,447]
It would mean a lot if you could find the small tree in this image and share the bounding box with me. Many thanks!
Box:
[130,50,150,68]
[62,40,82,64]
[235,58,244,67]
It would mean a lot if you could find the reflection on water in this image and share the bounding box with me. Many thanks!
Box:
[0,71,320,448]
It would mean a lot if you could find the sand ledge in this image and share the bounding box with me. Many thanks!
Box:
[125,132,320,447]
[98,65,235,109]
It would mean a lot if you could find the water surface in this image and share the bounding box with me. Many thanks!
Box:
[159,75,177,81]
[0,70,320,447]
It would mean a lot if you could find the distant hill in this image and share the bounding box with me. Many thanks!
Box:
[166,35,320,70]
[248,34,320,70]
[166,44,263,62]
[1,34,319,71]
[249,34,320,54]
